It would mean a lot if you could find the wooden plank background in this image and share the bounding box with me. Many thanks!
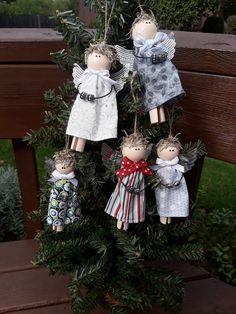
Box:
[0,240,236,314]
[0,29,235,163]
[0,28,236,237]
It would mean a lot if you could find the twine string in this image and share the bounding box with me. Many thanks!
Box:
[130,71,138,134]
[103,0,116,42]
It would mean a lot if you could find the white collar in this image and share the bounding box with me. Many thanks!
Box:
[156,156,184,172]
[156,156,179,166]
[80,68,116,88]
[51,170,75,180]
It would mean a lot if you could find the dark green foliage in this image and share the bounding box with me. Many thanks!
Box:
[26,5,205,313]
[153,0,218,30]
[193,207,236,286]
[0,0,76,15]
[0,165,24,241]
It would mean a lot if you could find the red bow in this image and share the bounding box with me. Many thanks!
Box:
[115,156,152,179]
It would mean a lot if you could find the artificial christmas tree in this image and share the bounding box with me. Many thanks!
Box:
[26,2,205,313]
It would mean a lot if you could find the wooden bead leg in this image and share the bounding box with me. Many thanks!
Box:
[71,137,78,150]
[149,108,159,124]
[158,106,166,123]
[71,137,86,152]
[117,220,123,229]
[55,225,64,232]
[123,222,129,231]
[160,216,168,224]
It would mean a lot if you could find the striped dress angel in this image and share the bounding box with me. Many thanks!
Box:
[104,132,152,231]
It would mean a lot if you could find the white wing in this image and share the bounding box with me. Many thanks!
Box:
[162,32,176,60]
[111,64,131,93]
[115,45,134,71]
[72,63,84,88]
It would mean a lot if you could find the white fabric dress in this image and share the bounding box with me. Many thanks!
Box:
[153,157,189,217]
[66,69,118,141]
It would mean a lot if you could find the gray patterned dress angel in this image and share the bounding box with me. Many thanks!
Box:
[47,149,82,232]
[152,135,198,224]
[130,12,185,124]
[66,42,131,153]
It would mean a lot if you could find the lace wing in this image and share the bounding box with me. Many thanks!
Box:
[101,143,122,169]
[44,157,55,179]
[179,148,198,173]
[162,32,176,60]
[115,45,134,71]
[72,63,84,88]
[111,64,131,93]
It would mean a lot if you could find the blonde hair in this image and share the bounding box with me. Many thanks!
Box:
[85,42,117,64]
[131,11,158,32]
[156,135,182,152]
[121,132,149,149]
[53,149,76,167]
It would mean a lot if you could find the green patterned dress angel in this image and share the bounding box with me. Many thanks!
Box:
[47,149,82,232]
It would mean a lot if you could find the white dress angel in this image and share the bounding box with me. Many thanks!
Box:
[151,135,200,224]
[66,42,131,152]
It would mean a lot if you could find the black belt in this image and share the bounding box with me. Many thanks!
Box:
[160,174,183,189]
[120,178,145,194]
[77,84,114,102]
[135,52,167,64]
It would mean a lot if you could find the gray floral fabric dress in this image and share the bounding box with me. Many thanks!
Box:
[47,170,82,227]
[133,32,185,112]
[152,157,189,217]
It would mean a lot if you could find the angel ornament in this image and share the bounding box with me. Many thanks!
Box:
[131,12,185,124]
[47,149,82,232]
[152,135,198,224]
[104,132,152,231]
[66,42,130,152]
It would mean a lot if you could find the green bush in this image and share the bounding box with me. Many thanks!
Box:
[193,207,236,286]
[153,0,218,30]
[0,165,24,241]
[0,0,75,15]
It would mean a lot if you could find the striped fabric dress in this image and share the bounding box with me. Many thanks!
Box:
[105,157,151,224]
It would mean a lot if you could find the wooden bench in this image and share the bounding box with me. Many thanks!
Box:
[0,29,236,313]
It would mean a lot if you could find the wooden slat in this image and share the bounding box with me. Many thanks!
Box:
[0,239,37,273]
[161,261,209,281]
[6,303,73,314]
[176,71,236,164]
[0,29,235,75]
[0,268,70,313]
[182,278,236,314]
[173,31,236,76]
[0,29,64,63]
[12,139,40,238]
[0,64,69,138]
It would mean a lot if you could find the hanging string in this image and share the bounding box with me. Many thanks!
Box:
[130,71,138,134]
[65,134,70,151]
[104,0,108,40]
[103,0,116,42]
[137,0,145,14]
[166,105,176,136]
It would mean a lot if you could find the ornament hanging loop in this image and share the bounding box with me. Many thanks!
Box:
[103,0,117,42]
[130,71,139,134]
